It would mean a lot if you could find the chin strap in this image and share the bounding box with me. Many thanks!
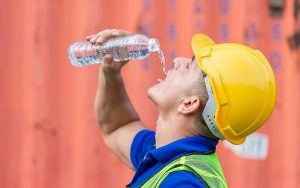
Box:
[202,77,224,140]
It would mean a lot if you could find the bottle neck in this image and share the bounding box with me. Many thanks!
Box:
[148,38,160,52]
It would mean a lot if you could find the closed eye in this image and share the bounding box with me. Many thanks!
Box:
[188,56,195,70]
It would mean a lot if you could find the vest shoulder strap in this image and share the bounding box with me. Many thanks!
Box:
[140,153,228,188]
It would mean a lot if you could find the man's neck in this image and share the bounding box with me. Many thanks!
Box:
[155,111,199,148]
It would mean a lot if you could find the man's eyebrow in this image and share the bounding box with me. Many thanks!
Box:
[191,56,195,62]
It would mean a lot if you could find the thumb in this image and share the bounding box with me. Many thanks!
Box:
[102,54,121,74]
[103,54,114,68]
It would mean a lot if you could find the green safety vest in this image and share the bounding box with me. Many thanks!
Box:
[130,153,228,188]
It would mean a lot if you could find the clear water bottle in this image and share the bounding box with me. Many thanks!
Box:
[68,34,161,67]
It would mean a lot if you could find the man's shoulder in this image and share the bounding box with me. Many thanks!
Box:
[131,129,155,148]
[130,129,156,170]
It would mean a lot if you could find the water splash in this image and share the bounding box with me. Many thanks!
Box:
[157,50,167,75]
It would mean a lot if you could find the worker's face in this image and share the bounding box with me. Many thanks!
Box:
[148,57,204,111]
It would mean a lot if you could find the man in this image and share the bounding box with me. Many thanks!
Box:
[88,29,276,187]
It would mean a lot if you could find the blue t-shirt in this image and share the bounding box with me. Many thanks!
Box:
[128,129,218,187]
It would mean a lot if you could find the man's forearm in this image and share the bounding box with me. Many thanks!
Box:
[94,67,140,134]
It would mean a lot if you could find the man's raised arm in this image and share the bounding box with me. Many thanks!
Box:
[90,29,145,168]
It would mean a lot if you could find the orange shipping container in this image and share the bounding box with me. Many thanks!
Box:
[0,0,299,187]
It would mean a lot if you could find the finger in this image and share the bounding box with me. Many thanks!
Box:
[95,36,105,44]
[89,29,110,43]
[90,31,111,44]
[86,34,96,41]
[89,35,101,44]
[90,29,131,44]
[111,30,131,37]
[95,30,115,44]
[95,29,130,44]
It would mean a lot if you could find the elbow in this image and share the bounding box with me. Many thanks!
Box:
[95,114,113,135]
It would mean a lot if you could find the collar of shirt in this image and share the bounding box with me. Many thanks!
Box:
[129,134,218,187]
[149,135,218,163]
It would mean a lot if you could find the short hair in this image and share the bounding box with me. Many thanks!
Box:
[193,71,208,106]
[193,70,211,134]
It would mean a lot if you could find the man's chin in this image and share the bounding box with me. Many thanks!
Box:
[147,87,154,99]
[147,87,158,105]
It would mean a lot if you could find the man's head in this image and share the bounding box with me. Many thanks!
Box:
[148,57,206,113]
[147,56,214,140]
[149,33,277,145]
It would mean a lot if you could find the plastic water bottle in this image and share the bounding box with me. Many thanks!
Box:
[68,34,162,67]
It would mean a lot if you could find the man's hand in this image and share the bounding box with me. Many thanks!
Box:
[86,29,131,74]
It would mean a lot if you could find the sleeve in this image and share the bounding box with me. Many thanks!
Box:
[130,129,155,170]
[159,171,206,188]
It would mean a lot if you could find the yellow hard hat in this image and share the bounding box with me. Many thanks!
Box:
[191,34,276,145]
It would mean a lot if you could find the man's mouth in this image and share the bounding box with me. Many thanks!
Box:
[156,79,163,83]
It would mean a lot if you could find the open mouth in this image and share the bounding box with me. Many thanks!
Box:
[156,79,163,83]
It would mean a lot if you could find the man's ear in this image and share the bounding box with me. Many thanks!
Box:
[177,96,201,114]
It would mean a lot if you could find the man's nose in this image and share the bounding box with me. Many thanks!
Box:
[173,57,190,69]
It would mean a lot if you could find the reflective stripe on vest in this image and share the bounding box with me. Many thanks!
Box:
[139,153,228,188]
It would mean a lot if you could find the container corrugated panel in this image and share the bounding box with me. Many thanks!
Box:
[0,0,299,187]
